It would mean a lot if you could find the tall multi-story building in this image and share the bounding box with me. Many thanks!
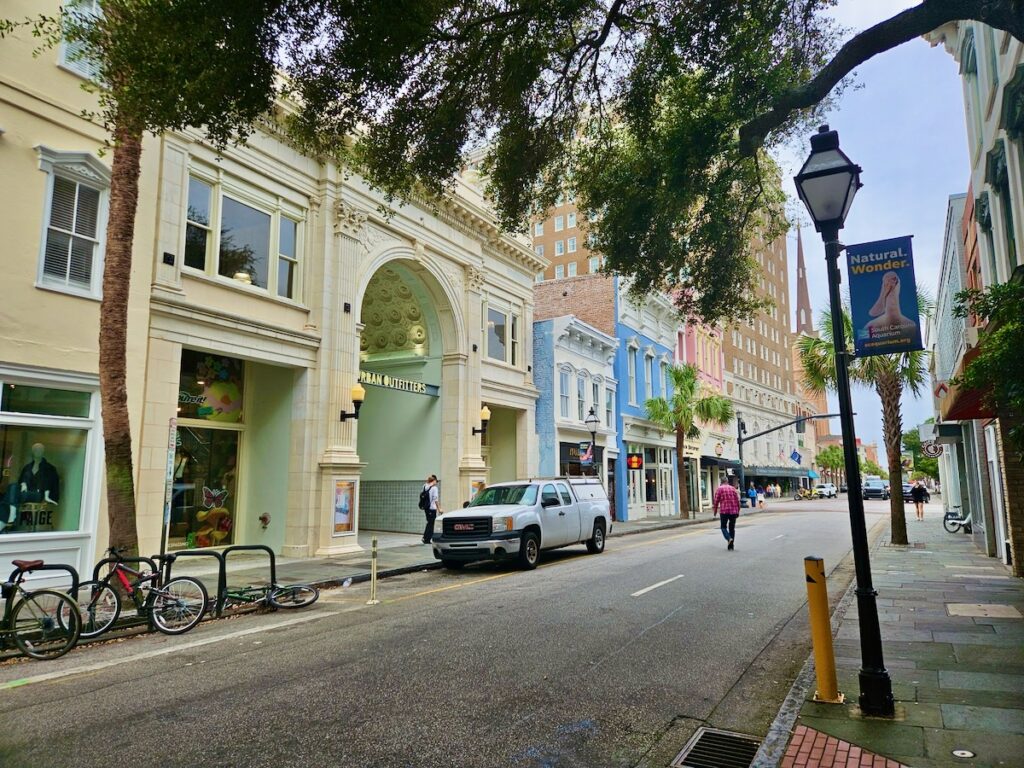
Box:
[531,198,602,281]
[723,230,806,491]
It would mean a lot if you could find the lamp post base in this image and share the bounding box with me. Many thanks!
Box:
[858,669,895,717]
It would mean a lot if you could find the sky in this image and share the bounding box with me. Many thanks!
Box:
[778,0,970,465]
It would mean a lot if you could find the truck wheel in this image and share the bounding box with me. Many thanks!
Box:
[586,521,606,554]
[441,559,464,570]
[518,531,540,570]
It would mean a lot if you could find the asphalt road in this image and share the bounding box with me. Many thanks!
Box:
[0,500,889,768]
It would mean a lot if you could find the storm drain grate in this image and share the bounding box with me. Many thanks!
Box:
[671,727,762,768]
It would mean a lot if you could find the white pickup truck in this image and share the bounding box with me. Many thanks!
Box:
[430,477,611,570]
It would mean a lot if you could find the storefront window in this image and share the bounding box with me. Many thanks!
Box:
[2,384,90,418]
[0,424,88,534]
[177,350,245,423]
[170,426,239,550]
[645,468,657,502]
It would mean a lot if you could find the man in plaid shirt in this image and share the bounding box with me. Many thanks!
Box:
[713,477,741,550]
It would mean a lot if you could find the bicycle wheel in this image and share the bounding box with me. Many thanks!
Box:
[149,577,208,635]
[943,516,961,533]
[268,584,319,609]
[72,580,121,638]
[11,589,81,660]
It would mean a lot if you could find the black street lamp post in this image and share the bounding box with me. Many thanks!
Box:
[585,407,601,477]
[794,124,894,717]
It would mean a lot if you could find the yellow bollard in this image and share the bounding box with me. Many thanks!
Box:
[804,556,843,703]
[366,536,381,606]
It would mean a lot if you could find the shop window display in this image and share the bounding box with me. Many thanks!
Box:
[0,425,87,534]
[171,351,244,550]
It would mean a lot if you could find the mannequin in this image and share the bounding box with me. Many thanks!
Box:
[2,443,60,532]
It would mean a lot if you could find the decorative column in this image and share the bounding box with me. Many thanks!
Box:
[459,264,488,503]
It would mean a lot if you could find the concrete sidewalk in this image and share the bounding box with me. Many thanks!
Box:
[774,508,1024,768]
[169,502,797,592]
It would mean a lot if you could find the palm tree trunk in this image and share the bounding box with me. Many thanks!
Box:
[877,373,908,546]
[676,427,690,519]
[100,120,143,554]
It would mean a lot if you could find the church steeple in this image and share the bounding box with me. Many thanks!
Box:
[794,226,815,336]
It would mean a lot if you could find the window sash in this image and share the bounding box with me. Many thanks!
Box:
[577,376,585,421]
[43,176,101,290]
[559,372,570,418]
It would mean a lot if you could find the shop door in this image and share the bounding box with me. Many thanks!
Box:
[985,426,1010,564]
[628,469,643,516]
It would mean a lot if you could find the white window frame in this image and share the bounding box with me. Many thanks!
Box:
[535,244,544,257]
[567,236,577,253]
[567,212,577,228]
[183,165,306,302]
[554,215,565,232]
[58,0,102,80]
[534,221,544,236]
[588,256,600,273]
[567,261,578,277]
[577,374,586,421]
[555,264,565,279]
[605,387,615,427]
[35,146,111,300]
[555,240,565,256]
[559,369,570,419]
[628,342,639,405]
[484,301,522,367]
[645,352,654,400]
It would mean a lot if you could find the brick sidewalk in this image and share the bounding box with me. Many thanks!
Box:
[782,725,904,767]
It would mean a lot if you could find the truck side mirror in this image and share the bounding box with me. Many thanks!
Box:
[541,496,559,508]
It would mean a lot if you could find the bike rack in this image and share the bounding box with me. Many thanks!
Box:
[159,549,225,615]
[219,545,276,617]
[7,563,80,595]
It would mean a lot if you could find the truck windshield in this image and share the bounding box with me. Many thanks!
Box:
[470,484,538,506]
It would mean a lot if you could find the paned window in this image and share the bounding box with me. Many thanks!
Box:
[184,171,304,300]
[486,305,521,366]
[567,237,577,253]
[645,354,654,400]
[534,221,544,236]
[535,244,544,257]
[628,348,638,404]
[577,375,586,421]
[605,387,614,426]
[592,381,600,420]
[59,0,102,80]
[567,212,576,228]
[36,148,110,297]
[567,261,577,276]
[559,371,570,418]
[589,256,600,273]
[555,215,564,232]
[555,240,565,256]
[43,177,101,292]
[555,264,565,279]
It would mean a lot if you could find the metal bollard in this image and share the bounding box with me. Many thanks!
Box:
[804,556,843,703]
[366,536,381,606]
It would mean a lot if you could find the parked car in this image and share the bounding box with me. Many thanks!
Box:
[430,477,611,570]
[862,479,890,500]
[814,483,838,498]
[902,483,914,502]
[839,482,848,493]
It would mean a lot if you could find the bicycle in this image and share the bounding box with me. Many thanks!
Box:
[1,559,81,660]
[943,505,973,534]
[68,548,208,638]
[222,582,319,611]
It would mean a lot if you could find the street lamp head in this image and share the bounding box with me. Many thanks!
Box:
[794,124,862,234]
[584,406,600,437]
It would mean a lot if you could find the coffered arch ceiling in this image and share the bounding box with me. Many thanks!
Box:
[359,264,437,359]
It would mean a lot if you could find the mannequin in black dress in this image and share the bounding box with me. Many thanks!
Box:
[2,443,60,532]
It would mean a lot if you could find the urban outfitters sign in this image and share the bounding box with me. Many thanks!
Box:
[358,370,439,396]
[846,235,923,357]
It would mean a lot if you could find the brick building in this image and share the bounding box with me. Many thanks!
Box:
[531,198,601,281]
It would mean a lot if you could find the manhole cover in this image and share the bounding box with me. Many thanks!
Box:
[671,727,761,768]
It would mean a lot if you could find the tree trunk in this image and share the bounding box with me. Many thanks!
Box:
[677,427,690,519]
[100,121,143,554]
[877,373,908,546]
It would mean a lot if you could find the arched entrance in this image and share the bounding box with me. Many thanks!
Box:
[355,259,458,533]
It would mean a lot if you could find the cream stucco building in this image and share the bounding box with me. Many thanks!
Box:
[1,2,543,576]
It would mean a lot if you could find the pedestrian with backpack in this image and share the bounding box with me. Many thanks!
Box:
[420,475,441,544]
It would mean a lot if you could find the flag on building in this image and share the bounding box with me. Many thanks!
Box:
[790,450,802,464]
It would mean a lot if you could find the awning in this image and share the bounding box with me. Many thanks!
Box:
[939,346,995,421]
[701,456,740,468]
[745,466,811,479]
[807,470,820,479]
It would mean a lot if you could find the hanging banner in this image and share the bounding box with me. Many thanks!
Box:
[846,235,923,357]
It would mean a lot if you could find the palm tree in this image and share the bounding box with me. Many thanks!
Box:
[645,363,734,519]
[798,302,930,546]
[815,444,845,485]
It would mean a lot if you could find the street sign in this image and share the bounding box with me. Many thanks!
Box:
[921,441,943,458]
[847,235,924,357]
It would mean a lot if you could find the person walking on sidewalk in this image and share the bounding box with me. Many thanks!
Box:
[420,475,442,544]
[911,479,930,521]
[714,477,741,550]
[747,482,757,510]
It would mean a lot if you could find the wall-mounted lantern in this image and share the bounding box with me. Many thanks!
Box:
[340,382,366,422]
[472,405,492,436]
